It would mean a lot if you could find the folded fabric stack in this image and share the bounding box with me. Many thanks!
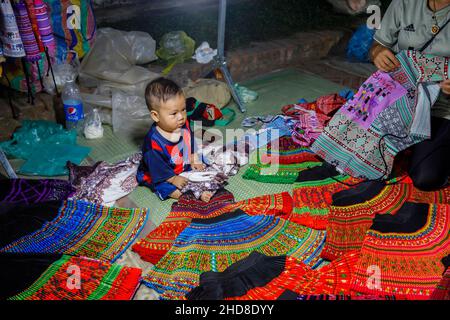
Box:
[259,136,321,165]
[281,93,346,148]
[243,136,322,184]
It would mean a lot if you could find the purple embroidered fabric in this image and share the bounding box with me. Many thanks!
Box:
[340,71,407,129]
[0,179,75,205]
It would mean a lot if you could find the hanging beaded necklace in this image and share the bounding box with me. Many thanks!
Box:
[431,0,441,34]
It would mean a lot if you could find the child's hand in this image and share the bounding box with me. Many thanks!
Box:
[169,176,189,189]
[200,191,214,203]
[191,163,206,171]
[191,153,206,171]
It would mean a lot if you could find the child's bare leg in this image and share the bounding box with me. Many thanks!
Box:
[169,190,182,200]
[200,191,214,203]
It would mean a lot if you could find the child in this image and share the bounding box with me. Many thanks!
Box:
[137,77,214,202]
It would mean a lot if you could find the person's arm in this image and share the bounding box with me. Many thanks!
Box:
[439,80,450,95]
[370,0,403,72]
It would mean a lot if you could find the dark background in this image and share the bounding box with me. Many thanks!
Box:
[98,0,394,50]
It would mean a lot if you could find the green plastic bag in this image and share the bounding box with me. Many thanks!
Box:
[0,121,77,160]
[18,144,91,176]
[234,84,258,103]
[156,31,195,75]
[0,120,91,176]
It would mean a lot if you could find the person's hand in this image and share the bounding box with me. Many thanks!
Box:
[169,176,189,189]
[439,80,450,95]
[191,162,206,171]
[372,45,400,72]
[191,153,206,171]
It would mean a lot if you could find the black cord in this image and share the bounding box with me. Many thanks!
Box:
[320,132,418,188]
[2,64,19,119]
[44,47,59,96]
[36,61,44,90]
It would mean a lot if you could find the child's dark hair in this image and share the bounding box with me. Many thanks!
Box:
[145,77,183,111]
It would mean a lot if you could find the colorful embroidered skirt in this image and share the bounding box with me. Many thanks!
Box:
[259,136,320,165]
[3,254,141,300]
[350,203,450,299]
[187,251,360,300]
[291,175,361,230]
[243,161,322,184]
[142,210,326,300]
[0,179,75,205]
[132,191,293,264]
[321,183,450,261]
[0,200,149,262]
[430,268,450,300]
[279,293,404,300]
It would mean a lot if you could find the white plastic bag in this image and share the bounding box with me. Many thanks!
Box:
[79,28,160,96]
[193,42,217,64]
[112,91,153,140]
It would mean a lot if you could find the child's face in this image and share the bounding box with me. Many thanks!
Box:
[151,94,187,132]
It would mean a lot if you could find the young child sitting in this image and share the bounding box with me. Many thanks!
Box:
[136,77,214,202]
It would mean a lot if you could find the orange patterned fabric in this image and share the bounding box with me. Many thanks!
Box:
[229,251,360,300]
[321,183,450,261]
[350,204,450,299]
[291,176,362,230]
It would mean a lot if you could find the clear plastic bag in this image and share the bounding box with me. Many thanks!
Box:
[43,50,80,95]
[112,91,153,140]
[79,28,159,96]
[84,108,104,139]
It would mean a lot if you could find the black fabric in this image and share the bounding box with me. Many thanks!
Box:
[277,290,299,300]
[370,202,429,234]
[191,209,247,224]
[442,255,450,271]
[296,162,340,183]
[408,116,450,191]
[0,201,62,248]
[332,181,386,206]
[186,252,286,300]
[186,97,216,127]
[0,253,63,300]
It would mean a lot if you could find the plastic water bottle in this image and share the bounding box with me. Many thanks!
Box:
[62,79,84,134]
